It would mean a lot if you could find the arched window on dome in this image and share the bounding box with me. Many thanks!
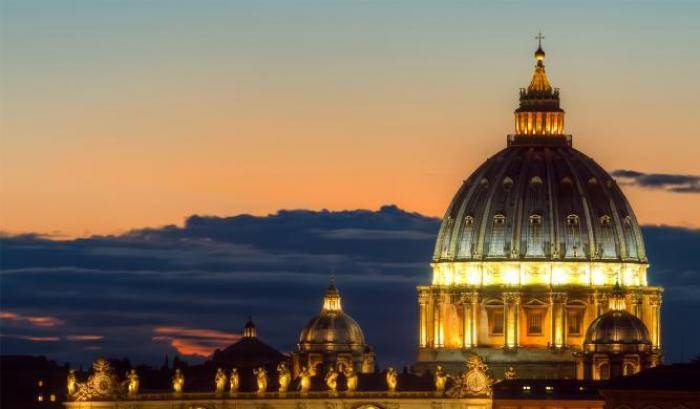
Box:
[598,215,614,258]
[458,215,475,257]
[527,214,544,257]
[440,216,455,258]
[489,214,507,257]
[623,362,637,376]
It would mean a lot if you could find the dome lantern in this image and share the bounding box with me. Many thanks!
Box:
[513,32,566,140]
[322,279,343,313]
[243,315,257,338]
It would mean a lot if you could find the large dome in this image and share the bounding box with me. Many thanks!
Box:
[298,281,366,348]
[432,144,647,263]
[432,45,646,270]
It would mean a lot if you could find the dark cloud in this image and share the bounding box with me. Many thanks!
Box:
[1,206,699,366]
[612,169,700,193]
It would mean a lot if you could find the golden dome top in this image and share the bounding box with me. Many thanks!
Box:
[528,49,552,93]
[534,46,545,62]
[527,32,552,93]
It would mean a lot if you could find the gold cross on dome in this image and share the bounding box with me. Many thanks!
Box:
[535,31,545,48]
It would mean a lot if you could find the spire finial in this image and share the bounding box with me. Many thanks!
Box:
[534,31,546,64]
[535,31,545,49]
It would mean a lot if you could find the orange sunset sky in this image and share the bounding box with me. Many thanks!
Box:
[2,1,699,237]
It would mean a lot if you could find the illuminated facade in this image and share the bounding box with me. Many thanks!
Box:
[414,43,662,379]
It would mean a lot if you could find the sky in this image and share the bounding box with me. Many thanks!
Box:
[2,0,700,237]
[1,0,700,369]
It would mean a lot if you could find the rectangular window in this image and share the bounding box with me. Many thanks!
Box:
[567,309,583,335]
[489,309,504,335]
[527,311,543,335]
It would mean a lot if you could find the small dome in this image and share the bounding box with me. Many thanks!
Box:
[534,46,545,62]
[299,313,366,346]
[298,281,366,347]
[584,310,651,345]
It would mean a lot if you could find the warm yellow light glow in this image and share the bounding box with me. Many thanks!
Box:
[591,266,607,286]
[504,268,519,285]
[431,261,648,288]
[551,266,567,285]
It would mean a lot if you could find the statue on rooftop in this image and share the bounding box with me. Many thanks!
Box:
[229,368,240,394]
[325,367,338,392]
[172,369,184,393]
[127,369,139,396]
[277,363,291,392]
[298,366,312,393]
[253,366,268,394]
[215,368,227,394]
[505,365,516,380]
[434,365,447,392]
[386,367,397,392]
[67,369,77,396]
[342,364,358,392]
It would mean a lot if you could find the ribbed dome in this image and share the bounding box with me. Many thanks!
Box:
[298,281,366,347]
[585,310,651,345]
[299,313,366,346]
[433,144,647,263]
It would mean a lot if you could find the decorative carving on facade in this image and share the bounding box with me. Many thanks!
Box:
[549,292,568,303]
[71,358,123,401]
[503,292,521,304]
[446,355,493,398]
